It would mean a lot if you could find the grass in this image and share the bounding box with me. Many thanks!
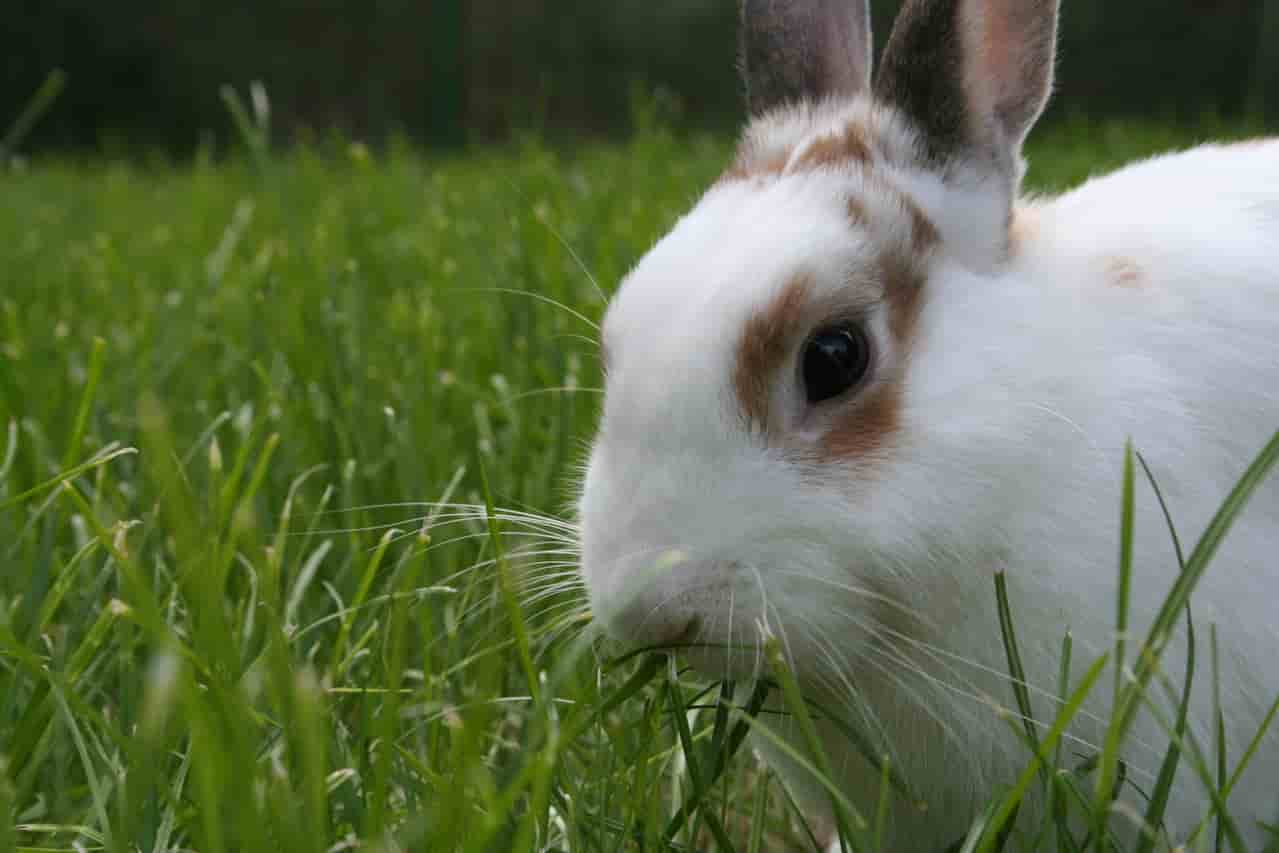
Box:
[1,109,1276,852]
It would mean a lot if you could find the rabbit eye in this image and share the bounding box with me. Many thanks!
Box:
[802,325,871,404]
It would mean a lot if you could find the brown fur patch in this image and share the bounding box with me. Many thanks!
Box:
[1106,257,1145,289]
[721,120,879,182]
[722,117,938,463]
[732,257,924,464]
[819,381,903,460]
[902,194,941,254]
[792,124,874,171]
[809,240,925,462]
[734,275,814,429]
[819,205,929,462]
[879,246,928,343]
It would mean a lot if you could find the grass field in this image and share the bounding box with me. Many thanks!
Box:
[1,114,1276,853]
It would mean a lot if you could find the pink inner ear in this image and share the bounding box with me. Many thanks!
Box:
[963,0,1055,140]
[953,1,998,124]
[969,0,1024,117]
[982,2,1018,83]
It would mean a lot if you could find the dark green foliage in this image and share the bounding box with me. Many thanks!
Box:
[2,0,1273,155]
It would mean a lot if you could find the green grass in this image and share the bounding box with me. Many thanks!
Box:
[1,114,1276,853]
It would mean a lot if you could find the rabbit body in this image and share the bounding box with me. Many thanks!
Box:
[576,0,1279,846]
[745,132,1279,848]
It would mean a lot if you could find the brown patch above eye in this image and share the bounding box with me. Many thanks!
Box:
[902,194,941,255]
[874,188,934,345]
[878,246,927,343]
[734,274,814,430]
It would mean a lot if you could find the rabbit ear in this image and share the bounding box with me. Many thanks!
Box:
[740,0,873,115]
[875,0,1057,169]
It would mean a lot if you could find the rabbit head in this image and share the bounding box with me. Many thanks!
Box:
[578,0,1059,681]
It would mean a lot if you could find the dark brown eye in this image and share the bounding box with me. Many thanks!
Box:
[803,325,871,404]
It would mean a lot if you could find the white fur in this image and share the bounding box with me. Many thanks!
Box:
[577,51,1279,853]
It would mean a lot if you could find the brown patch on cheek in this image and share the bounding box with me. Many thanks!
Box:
[734,275,813,429]
[1106,257,1145,290]
[819,381,903,460]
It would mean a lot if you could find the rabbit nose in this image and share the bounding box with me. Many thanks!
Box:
[591,553,740,651]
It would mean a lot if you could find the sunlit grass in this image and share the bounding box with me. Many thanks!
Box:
[1,112,1275,852]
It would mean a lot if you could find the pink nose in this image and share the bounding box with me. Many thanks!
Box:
[585,551,733,651]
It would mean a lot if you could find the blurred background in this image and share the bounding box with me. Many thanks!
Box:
[4,0,1277,154]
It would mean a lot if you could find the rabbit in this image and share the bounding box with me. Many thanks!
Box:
[575,0,1279,848]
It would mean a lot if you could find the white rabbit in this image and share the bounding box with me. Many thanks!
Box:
[576,0,1279,847]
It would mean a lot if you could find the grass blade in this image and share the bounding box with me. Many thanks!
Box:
[800,693,921,808]
[0,447,137,512]
[665,678,736,851]
[0,69,67,160]
[748,765,771,853]
[980,653,1110,853]
[0,756,14,853]
[478,460,539,704]
[61,337,105,471]
[994,572,1041,766]
[1212,624,1227,853]
[663,679,771,843]
[764,635,865,852]
[1114,442,1136,708]
[1095,428,1279,845]
[1134,609,1195,853]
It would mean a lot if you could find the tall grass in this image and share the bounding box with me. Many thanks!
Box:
[1,113,1274,852]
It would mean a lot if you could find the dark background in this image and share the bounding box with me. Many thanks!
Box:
[4,0,1276,154]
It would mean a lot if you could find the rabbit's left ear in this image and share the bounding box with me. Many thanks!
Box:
[875,0,1058,171]
[740,0,873,116]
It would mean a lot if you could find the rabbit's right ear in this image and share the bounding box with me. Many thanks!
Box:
[740,0,873,116]
[875,0,1058,172]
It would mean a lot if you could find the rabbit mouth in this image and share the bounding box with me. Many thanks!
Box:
[682,642,773,681]
[672,610,794,681]
[634,614,702,653]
